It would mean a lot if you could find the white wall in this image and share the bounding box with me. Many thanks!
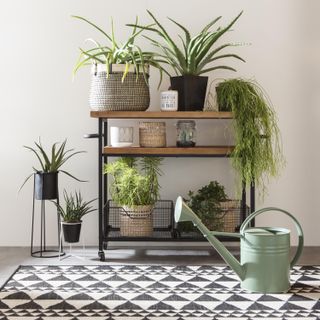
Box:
[0,0,319,246]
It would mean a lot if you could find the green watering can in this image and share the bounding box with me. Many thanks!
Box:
[175,196,304,293]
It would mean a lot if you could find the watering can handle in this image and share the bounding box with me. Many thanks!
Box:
[240,207,304,268]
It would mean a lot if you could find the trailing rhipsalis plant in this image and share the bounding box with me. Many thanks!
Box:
[104,157,163,207]
[216,78,285,195]
[127,10,245,76]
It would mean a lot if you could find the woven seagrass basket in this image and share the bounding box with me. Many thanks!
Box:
[139,122,166,147]
[89,64,150,111]
[120,205,153,237]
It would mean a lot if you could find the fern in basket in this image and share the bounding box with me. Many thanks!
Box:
[104,157,162,207]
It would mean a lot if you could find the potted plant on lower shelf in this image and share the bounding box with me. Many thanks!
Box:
[104,157,162,237]
[53,190,96,243]
[178,181,229,236]
[215,78,285,195]
[20,139,86,200]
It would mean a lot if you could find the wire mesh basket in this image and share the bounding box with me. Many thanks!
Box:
[176,200,249,239]
[106,200,174,238]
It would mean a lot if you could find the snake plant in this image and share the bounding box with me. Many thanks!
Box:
[72,16,168,85]
[127,11,245,76]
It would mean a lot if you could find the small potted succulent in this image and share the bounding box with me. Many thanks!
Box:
[104,157,162,237]
[53,190,96,243]
[128,11,245,111]
[215,78,285,195]
[73,16,166,111]
[20,139,85,200]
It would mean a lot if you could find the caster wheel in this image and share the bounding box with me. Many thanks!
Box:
[98,251,105,261]
[171,229,180,239]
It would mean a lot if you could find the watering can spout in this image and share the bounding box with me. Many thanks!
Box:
[175,196,245,280]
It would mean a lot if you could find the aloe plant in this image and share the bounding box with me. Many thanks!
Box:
[127,11,245,76]
[53,190,96,222]
[72,16,168,85]
[20,139,86,191]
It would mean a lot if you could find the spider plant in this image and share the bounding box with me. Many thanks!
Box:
[216,78,285,195]
[52,190,96,223]
[72,16,168,85]
[20,139,86,191]
[127,10,245,76]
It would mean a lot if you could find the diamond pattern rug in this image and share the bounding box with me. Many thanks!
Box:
[0,265,319,319]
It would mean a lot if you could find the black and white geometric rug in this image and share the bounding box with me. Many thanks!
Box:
[0,265,320,319]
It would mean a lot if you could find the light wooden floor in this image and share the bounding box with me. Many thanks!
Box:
[0,245,319,287]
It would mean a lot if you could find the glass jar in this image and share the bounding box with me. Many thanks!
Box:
[176,120,196,147]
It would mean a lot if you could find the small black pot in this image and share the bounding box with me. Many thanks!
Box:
[62,222,82,243]
[35,172,58,200]
[170,75,208,111]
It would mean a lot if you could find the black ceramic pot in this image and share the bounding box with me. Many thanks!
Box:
[35,172,58,200]
[170,75,208,111]
[62,222,82,243]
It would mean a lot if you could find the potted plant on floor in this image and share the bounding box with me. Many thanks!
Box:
[73,16,167,111]
[215,78,285,195]
[53,190,96,243]
[128,11,245,111]
[20,139,85,200]
[104,157,162,237]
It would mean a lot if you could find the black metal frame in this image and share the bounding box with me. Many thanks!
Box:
[30,174,65,258]
[89,117,255,261]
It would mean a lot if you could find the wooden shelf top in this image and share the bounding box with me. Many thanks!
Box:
[90,110,233,119]
[103,146,234,157]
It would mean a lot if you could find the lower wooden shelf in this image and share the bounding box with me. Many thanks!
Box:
[103,146,234,157]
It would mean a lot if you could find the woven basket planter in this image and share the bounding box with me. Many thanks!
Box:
[89,64,150,111]
[139,122,166,147]
[220,200,240,232]
[120,205,153,237]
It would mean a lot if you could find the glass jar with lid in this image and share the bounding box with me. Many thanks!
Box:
[176,120,196,147]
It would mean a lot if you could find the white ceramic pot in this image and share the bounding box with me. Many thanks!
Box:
[110,126,134,147]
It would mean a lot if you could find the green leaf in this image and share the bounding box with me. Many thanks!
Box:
[23,146,45,171]
[60,170,87,182]
[200,16,222,34]
[167,17,191,46]
[72,15,112,42]
[195,11,243,66]
[35,140,51,171]
[146,10,187,71]
[197,65,237,75]
[19,173,34,193]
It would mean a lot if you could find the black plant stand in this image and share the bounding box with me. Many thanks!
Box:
[30,174,65,258]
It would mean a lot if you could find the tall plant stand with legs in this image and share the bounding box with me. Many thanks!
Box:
[30,173,65,258]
